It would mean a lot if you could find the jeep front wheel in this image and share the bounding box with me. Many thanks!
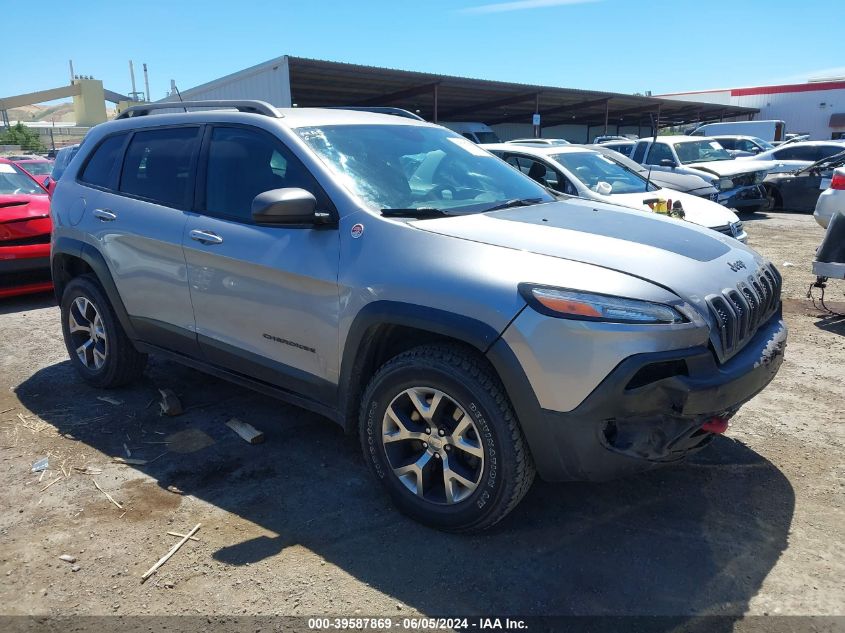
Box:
[360,344,535,532]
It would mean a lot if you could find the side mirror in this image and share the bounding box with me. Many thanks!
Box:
[659,158,677,168]
[43,176,51,187]
[251,188,321,225]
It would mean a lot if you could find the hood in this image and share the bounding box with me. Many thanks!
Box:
[646,170,716,194]
[410,199,767,331]
[0,194,51,224]
[684,159,777,178]
[608,188,739,230]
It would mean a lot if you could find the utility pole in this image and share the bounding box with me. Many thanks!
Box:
[129,60,139,101]
[143,63,151,102]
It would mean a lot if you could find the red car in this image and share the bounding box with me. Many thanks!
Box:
[0,158,53,298]
[11,158,54,188]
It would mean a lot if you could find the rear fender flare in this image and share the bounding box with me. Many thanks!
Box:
[51,237,137,340]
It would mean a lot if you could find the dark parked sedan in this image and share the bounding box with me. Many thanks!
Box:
[764,149,845,212]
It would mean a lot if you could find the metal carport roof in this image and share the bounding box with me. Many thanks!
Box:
[283,57,757,130]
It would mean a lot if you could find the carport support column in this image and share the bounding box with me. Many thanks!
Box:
[433,84,439,124]
[603,100,609,135]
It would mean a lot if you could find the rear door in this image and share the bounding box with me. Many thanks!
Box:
[76,126,201,354]
[182,124,341,401]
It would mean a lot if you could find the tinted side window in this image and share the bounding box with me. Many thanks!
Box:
[716,138,736,150]
[774,146,815,161]
[204,126,330,223]
[80,135,126,188]
[816,145,845,161]
[632,142,647,163]
[646,142,674,164]
[119,127,200,208]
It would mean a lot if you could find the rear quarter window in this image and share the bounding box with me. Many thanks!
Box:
[79,135,127,188]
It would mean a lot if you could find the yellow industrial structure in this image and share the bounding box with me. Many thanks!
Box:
[0,78,129,128]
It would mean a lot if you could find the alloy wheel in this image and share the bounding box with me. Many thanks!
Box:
[382,387,485,504]
[68,296,108,370]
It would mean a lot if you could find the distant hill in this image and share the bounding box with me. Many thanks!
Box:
[8,102,116,124]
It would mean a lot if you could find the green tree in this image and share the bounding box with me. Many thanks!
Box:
[0,122,45,152]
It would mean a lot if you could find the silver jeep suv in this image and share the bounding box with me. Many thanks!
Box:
[50,101,787,532]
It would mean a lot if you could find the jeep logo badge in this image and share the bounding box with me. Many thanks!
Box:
[727,260,746,272]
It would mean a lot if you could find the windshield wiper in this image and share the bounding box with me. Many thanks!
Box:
[483,197,545,212]
[381,207,449,218]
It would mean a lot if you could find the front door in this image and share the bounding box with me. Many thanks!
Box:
[182,125,341,402]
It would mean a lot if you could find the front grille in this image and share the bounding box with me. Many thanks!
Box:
[0,268,51,289]
[731,173,755,188]
[712,224,733,237]
[1,234,50,247]
[706,263,782,358]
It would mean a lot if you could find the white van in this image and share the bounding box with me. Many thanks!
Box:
[690,120,787,143]
[440,121,501,144]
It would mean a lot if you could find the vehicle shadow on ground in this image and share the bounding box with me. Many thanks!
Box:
[16,357,794,626]
[813,312,845,336]
[0,292,55,316]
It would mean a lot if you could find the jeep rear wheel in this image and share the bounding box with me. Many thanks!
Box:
[360,344,535,532]
[60,275,147,388]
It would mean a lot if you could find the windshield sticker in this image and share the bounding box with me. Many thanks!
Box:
[0,164,16,174]
[446,136,491,157]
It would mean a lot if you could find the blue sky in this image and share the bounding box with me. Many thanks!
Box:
[3,0,843,103]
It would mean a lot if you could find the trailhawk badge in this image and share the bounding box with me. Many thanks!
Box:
[351,223,365,239]
[727,260,746,273]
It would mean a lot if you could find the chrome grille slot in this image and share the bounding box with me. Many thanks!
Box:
[726,290,749,342]
[706,263,782,359]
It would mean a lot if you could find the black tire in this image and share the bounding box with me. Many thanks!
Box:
[360,344,535,532]
[765,185,782,211]
[60,275,147,388]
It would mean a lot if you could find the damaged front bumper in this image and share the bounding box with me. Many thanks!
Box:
[717,184,770,212]
[493,311,787,483]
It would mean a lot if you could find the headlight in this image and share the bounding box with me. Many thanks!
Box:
[754,171,767,184]
[730,221,744,237]
[717,178,734,191]
[520,285,687,324]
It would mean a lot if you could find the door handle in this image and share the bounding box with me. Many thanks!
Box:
[190,229,224,245]
[92,208,117,222]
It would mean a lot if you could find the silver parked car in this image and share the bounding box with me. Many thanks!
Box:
[50,101,787,531]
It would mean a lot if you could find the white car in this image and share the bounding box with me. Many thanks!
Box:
[631,136,774,212]
[739,140,845,173]
[814,167,845,229]
[482,143,747,242]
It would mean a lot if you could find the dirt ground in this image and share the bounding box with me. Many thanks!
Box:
[0,211,842,626]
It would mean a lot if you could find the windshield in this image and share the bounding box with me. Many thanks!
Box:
[474,131,501,144]
[18,161,53,175]
[296,125,553,213]
[551,151,657,195]
[674,140,731,164]
[752,137,775,151]
[0,163,44,195]
[595,148,645,173]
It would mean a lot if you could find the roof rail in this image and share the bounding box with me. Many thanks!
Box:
[116,100,283,120]
[327,106,425,121]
